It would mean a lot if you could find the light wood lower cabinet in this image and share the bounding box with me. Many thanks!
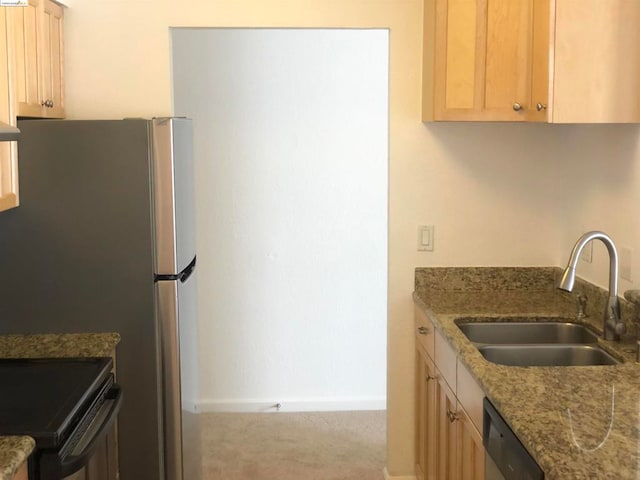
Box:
[416,350,437,480]
[456,404,485,480]
[12,462,28,480]
[415,306,485,480]
[436,372,458,480]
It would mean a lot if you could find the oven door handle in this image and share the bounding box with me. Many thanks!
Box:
[59,384,123,477]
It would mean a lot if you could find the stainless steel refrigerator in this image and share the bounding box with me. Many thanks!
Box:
[0,118,201,480]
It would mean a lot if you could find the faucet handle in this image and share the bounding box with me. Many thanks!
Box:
[607,305,626,336]
[613,310,627,336]
[575,293,588,319]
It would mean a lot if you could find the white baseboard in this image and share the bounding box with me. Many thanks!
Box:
[181,399,199,414]
[383,467,416,480]
[197,397,387,413]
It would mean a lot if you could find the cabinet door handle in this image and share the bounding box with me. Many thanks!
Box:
[512,102,523,112]
[417,326,430,335]
[425,374,435,382]
[446,409,459,423]
[536,102,547,111]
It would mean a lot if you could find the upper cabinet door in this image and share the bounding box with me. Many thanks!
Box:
[483,0,533,118]
[10,0,42,117]
[41,0,63,118]
[423,0,640,123]
[0,8,20,211]
[528,0,550,122]
[424,0,538,121]
[550,0,640,123]
[9,0,64,119]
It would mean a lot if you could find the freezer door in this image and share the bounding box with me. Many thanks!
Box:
[156,268,201,480]
[152,118,197,275]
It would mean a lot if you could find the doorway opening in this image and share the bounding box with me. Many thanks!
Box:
[171,27,389,478]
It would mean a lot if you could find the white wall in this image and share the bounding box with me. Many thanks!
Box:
[62,1,640,476]
[171,28,388,412]
[554,125,640,289]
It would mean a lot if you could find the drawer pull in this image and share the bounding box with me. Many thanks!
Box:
[417,326,430,335]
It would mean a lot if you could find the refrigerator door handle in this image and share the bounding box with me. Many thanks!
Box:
[155,257,196,283]
[178,257,196,283]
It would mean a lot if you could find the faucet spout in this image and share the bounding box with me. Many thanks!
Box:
[558,231,624,341]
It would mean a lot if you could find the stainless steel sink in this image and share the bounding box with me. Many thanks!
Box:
[456,319,621,366]
[477,345,619,367]
[457,321,599,345]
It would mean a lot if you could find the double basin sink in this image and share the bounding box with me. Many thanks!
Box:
[457,319,620,367]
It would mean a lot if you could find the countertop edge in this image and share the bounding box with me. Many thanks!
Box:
[0,332,121,359]
[0,436,34,480]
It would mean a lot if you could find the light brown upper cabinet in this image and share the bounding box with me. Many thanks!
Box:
[9,0,64,118]
[0,8,19,211]
[422,0,640,123]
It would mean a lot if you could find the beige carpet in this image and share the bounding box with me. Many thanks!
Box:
[200,410,387,480]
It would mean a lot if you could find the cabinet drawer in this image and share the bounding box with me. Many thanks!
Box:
[457,360,484,432]
[414,305,435,360]
[435,328,456,394]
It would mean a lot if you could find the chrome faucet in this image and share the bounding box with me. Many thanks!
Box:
[558,231,626,341]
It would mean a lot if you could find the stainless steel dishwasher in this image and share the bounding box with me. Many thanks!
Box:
[483,398,544,480]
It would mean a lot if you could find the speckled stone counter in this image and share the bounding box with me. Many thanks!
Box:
[0,333,120,479]
[0,333,120,358]
[0,437,34,480]
[414,267,640,480]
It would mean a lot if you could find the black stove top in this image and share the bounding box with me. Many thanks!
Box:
[0,357,113,449]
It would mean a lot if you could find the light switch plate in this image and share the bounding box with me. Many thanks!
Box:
[418,225,434,252]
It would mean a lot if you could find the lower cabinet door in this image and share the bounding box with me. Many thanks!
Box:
[415,355,427,480]
[414,320,487,480]
[456,405,486,480]
[436,373,458,480]
[416,352,438,480]
[424,359,438,480]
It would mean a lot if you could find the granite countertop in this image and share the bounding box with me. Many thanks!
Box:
[0,437,34,480]
[414,267,640,480]
[0,333,120,480]
[0,333,120,358]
